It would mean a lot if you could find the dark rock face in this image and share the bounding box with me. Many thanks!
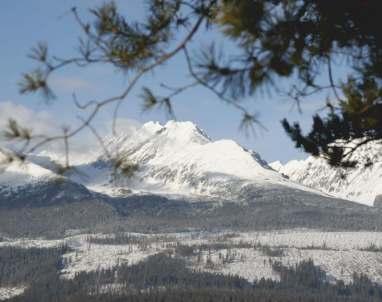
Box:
[374,195,382,208]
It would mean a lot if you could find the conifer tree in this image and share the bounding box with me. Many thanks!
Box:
[4,0,381,169]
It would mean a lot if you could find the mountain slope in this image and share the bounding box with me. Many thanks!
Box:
[71,121,321,200]
[1,122,382,237]
[0,152,56,189]
[270,141,382,206]
[0,151,58,203]
[0,151,97,208]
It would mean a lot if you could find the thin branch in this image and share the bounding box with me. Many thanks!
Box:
[341,137,376,160]
[160,81,199,98]
[25,4,209,153]
[183,46,266,132]
[327,56,343,103]
[72,93,98,110]
[78,117,112,160]
[63,127,70,169]
[111,11,207,134]
[183,47,249,115]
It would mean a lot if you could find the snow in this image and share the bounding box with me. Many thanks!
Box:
[0,151,57,192]
[141,121,165,134]
[70,120,323,199]
[282,248,382,284]
[1,120,379,206]
[2,230,382,286]
[236,230,382,250]
[73,230,382,284]
[195,245,382,284]
[269,161,283,172]
[0,120,330,202]
[0,287,26,301]
[273,140,382,206]
[191,230,382,283]
[193,248,280,282]
[61,236,158,279]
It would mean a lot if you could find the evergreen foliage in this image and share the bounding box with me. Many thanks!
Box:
[5,0,381,168]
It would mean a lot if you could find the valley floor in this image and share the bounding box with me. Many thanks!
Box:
[1,229,382,300]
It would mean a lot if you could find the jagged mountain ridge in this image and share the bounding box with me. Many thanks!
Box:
[0,151,57,198]
[0,120,323,204]
[0,152,98,208]
[270,140,382,206]
[1,121,382,237]
[2,121,379,207]
[71,120,322,200]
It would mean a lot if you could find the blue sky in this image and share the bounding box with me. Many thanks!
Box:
[0,0,347,163]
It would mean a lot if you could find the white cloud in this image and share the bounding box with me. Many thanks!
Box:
[0,101,142,164]
[0,101,59,136]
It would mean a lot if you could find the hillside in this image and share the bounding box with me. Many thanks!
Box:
[271,140,382,206]
[0,122,381,237]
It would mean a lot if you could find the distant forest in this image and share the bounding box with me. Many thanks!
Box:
[1,246,382,302]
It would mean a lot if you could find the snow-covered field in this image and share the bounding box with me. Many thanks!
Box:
[0,287,26,301]
[192,248,281,282]
[1,229,382,292]
[61,237,159,279]
[236,230,382,250]
[186,230,382,283]
[193,246,382,284]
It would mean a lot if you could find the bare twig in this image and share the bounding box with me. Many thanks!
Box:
[64,128,70,167]
[111,11,207,134]
[327,56,343,103]
[78,117,112,160]
[24,6,208,153]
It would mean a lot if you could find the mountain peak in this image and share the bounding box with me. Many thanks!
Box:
[71,120,313,198]
[141,121,163,134]
[0,151,58,189]
[0,120,329,204]
[275,140,382,206]
[148,120,211,145]
[165,121,210,143]
[269,161,283,172]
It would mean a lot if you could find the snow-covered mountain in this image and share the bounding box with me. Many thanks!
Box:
[0,151,57,191]
[2,121,382,237]
[70,121,320,200]
[3,120,381,207]
[270,141,382,206]
[0,151,96,207]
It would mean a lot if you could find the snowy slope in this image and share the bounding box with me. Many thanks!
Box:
[270,140,382,206]
[0,151,58,192]
[0,151,98,207]
[1,120,374,208]
[72,121,319,199]
[4,230,382,285]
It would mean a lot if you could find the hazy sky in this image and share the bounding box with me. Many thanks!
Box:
[0,0,348,163]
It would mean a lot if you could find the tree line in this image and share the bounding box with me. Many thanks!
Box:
[2,246,382,302]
